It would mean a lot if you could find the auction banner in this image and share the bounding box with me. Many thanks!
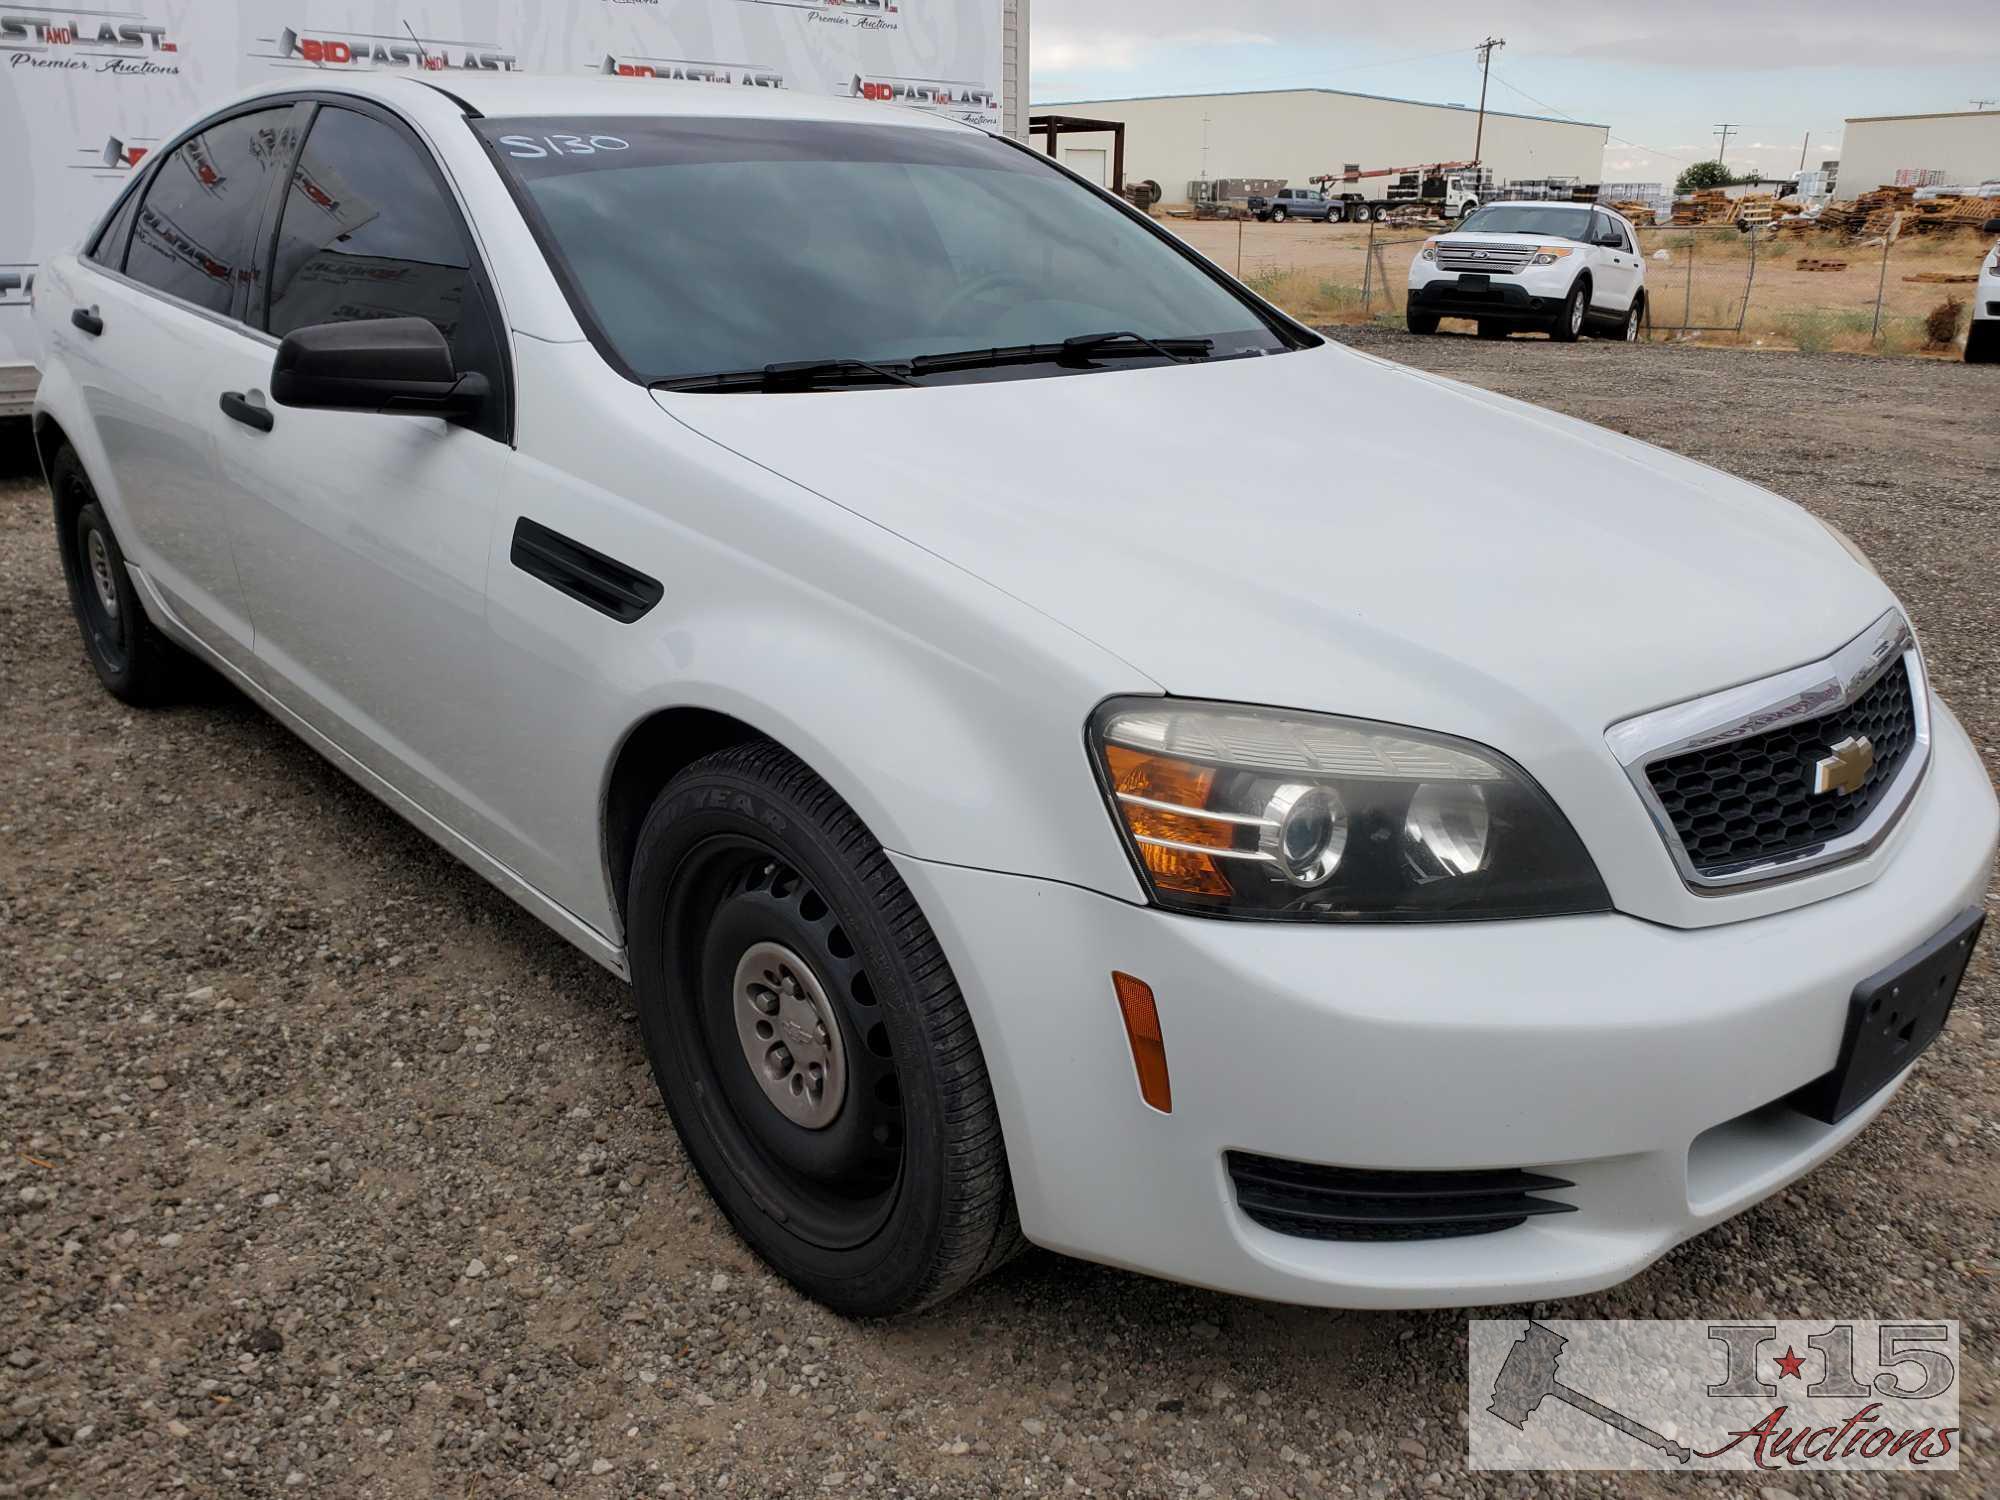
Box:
[0,0,1006,369]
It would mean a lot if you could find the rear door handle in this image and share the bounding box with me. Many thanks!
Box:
[218,391,274,433]
[71,307,103,336]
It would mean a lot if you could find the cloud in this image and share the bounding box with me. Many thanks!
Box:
[1035,26,1276,77]
[1032,0,1989,73]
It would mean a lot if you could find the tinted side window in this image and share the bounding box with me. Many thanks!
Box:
[266,107,470,342]
[126,108,295,315]
[88,179,143,272]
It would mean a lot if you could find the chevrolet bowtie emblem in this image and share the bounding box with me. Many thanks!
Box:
[1813,735,1876,797]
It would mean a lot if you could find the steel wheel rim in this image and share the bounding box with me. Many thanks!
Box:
[733,940,848,1129]
[666,836,907,1250]
[86,529,120,619]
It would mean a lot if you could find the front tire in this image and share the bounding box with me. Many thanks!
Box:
[1551,279,1589,342]
[1270,208,1288,224]
[51,447,188,705]
[1406,307,1441,335]
[628,743,1022,1316]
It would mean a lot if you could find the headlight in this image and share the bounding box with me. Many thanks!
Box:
[1531,246,1574,266]
[1420,242,1437,261]
[1089,699,1610,922]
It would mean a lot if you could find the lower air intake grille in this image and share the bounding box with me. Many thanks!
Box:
[1225,1152,1577,1242]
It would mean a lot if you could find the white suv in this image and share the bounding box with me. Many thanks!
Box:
[1408,201,1646,341]
[31,76,1996,1315]
[1968,216,2000,363]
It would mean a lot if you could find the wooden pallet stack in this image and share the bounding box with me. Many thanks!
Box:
[1611,199,1655,225]
[1730,193,1780,228]
[1899,194,2000,237]
[1670,189,1730,225]
[1796,257,1848,271]
[1814,186,1915,239]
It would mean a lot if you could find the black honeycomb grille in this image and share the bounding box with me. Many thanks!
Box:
[1646,661,1917,875]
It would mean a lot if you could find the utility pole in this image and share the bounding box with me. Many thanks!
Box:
[1713,123,1737,168]
[1973,99,1998,111]
[1796,131,1810,173]
[1472,36,1505,164]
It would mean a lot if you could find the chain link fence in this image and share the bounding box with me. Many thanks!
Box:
[1167,214,1988,353]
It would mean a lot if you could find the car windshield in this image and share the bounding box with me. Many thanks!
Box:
[1457,205,1595,239]
[475,116,1299,386]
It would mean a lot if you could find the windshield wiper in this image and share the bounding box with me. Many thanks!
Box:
[654,357,917,394]
[908,332,1215,378]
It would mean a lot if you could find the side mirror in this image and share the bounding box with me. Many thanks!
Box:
[1983,217,2000,234]
[1597,233,1624,248]
[270,316,487,418]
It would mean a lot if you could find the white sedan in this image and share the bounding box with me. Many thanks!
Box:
[31,75,1997,1314]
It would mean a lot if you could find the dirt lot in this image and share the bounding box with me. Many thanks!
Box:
[3,333,1999,1500]
[1165,218,1993,352]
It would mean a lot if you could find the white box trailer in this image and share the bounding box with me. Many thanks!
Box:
[0,0,1028,416]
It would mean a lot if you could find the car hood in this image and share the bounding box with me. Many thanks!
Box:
[655,342,1890,747]
[1435,231,1578,249]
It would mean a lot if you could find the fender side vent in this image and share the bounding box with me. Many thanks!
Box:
[1225,1151,1577,1242]
[511,518,663,624]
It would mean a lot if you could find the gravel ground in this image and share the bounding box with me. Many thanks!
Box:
[2,334,1997,1500]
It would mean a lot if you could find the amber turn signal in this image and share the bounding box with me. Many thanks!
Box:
[1102,744,1231,897]
[1111,971,1172,1113]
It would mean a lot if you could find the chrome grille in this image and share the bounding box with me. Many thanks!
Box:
[1606,611,1931,891]
[1435,242,1535,274]
[1645,660,1917,876]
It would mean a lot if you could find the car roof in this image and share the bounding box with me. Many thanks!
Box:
[226,72,977,134]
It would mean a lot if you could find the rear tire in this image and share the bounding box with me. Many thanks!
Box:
[1967,320,1999,364]
[1406,308,1441,335]
[628,742,1023,1316]
[51,447,188,706]
[1623,297,1645,342]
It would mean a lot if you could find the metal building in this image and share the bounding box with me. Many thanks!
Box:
[1028,87,1608,203]
[1838,110,2000,195]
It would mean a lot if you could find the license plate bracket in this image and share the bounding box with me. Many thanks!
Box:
[1792,907,1985,1124]
[1456,273,1492,290]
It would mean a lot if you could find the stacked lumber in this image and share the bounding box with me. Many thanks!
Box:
[1796,257,1848,271]
[1611,199,1654,224]
[1902,271,1978,284]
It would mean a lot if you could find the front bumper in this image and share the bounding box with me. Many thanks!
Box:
[1408,273,1564,323]
[894,703,1996,1308]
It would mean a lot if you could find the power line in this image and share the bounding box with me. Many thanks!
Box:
[1486,73,1699,166]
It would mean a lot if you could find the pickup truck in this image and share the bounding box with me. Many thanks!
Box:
[1406,202,1647,342]
[1249,188,1343,224]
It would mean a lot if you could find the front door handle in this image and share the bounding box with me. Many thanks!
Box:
[218,390,274,433]
[71,306,103,336]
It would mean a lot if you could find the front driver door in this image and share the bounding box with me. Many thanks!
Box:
[204,100,525,863]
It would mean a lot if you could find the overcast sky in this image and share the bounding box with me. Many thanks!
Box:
[1031,2,1998,185]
